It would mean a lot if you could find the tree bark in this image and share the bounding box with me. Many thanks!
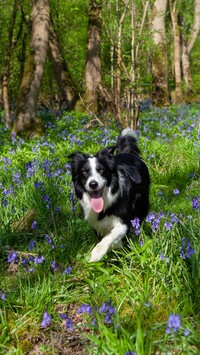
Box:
[151,0,169,106]
[84,0,102,113]
[179,15,195,97]
[169,0,184,104]
[49,16,79,109]
[187,0,200,54]
[2,0,18,128]
[13,0,50,138]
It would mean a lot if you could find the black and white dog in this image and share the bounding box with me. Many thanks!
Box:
[68,128,150,262]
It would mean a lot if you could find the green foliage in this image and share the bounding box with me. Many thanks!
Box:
[0,104,199,353]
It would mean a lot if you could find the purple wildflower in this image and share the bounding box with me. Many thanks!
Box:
[1,197,8,207]
[31,220,37,229]
[99,301,116,324]
[166,314,181,334]
[51,261,59,271]
[125,352,136,355]
[131,217,140,235]
[173,189,180,195]
[146,212,156,222]
[1,293,6,300]
[60,314,74,331]
[180,238,195,259]
[164,221,173,231]
[63,266,72,275]
[192,196,199,209]
[34,181,44,189]
[152,218,160,232]
[8,252,18,263]
[28,240,37,251]
[77,304,93,317]
[34,255,45,265]
[183,329,190,336]
[41,311,51,327]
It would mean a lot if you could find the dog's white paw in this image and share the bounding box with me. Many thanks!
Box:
[89,242,109,263]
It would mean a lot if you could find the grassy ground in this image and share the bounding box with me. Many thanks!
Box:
[0,104,199,355]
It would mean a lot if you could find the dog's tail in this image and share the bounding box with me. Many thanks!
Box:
[116,127,140,155]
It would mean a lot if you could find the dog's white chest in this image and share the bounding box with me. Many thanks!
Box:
[80,193,120,236]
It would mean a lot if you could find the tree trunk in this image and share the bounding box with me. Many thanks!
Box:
[2,0,18,128]
[169,0,184,104]
[179,16,195,97]
[84,0,102,113]
[187,0,200,55]
[49,16,79,109]
[13,0,50,138]
[151,0,169,107]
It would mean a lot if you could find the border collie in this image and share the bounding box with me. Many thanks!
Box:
[68,128,150,262]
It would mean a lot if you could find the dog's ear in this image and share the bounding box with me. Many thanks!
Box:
[68,152,88,162]
[97,146,116,160]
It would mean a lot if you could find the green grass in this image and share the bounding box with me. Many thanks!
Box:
[0,104,199,354]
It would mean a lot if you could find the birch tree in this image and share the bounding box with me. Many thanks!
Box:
[84,0,102,113]
[13,0,50,137]
[151,0,169,106]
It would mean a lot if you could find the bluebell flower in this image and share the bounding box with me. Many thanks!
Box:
[183,328,190,336]
[41,311,51,327]
[8,252,18,263]
[60,314,74,331]
[173,189,180,195]
[1,293,6,300]
[192,196,199,209]
[63,266,72,275]
[34,181,44,189]
[180,238,195,259]
[166,314,181,334]
[77,304,93,317]
[2,197,8,207]
[51,261,59,271]
[28,240,37,251]
[34,256,45,265]
[164,221,173,231]
[31,221,37,229]
[124,352,136,355]
[131,217,140,235]
[146,212,156,222]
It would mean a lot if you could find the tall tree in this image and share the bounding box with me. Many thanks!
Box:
[2,0,19,128]
[49,15,79,109]
[169,0,184,104]
[13,0,50,137]
[151,0,169,106]
[84,0,102,113]
[181,0,200,97]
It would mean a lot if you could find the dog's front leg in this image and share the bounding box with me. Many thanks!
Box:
[89,223,127,262]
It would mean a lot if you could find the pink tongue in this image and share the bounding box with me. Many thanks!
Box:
[90,192,104,213]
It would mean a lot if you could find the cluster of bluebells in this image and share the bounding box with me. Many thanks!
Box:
[166,314,190,337]
[131,217,140,235]
[41,301,116,330]
[7,248,72,275]
[145,211,179,232]
[179,238,195,259]
[77,301,116,326]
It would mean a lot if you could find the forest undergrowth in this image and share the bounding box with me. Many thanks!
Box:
[0,104,199,354]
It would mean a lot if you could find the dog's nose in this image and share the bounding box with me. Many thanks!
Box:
[89,180,98,190]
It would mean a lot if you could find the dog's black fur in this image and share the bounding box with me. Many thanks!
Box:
[69,128,150,262]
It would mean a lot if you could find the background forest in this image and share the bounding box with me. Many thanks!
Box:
[0,0,200,135]
[0,1,200,354]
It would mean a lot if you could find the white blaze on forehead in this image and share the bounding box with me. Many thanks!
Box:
[86,157,106,190]
[87,157,104,186]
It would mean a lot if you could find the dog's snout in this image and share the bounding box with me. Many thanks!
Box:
[89,180,98,190]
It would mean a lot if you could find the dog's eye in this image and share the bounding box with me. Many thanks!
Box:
[97,166,104,174]
[81,169,88,176]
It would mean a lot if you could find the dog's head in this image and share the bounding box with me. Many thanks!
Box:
[68,147,116,213]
